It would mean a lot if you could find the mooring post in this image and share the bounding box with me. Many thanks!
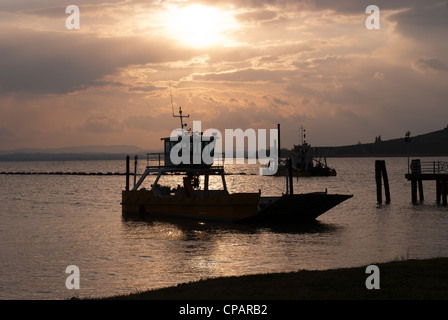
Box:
[126,155,130,191]
[375,160,390,204]
[442,179,447,206]
[418,179,424,202]
[288,158,294,195]
[382,161,390,203]
[375,160,383,203]
[410,159,424,203]
[411,179,417,204]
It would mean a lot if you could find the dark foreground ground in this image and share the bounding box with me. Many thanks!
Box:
[98,258,448,300]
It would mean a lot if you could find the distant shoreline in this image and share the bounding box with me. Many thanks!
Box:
[2,126,447,161]
[1,152,447,162]
[93,257,448,300]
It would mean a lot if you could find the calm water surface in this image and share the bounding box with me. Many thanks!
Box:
[1,157,447,299]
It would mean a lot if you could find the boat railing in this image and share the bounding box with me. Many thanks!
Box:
[146,152,163,167]
[146,152,225,170]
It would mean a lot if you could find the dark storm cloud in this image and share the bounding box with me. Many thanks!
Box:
[0,30,195,94]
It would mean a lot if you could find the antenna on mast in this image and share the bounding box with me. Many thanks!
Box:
[169,83,175,117]
[169,83,190,131]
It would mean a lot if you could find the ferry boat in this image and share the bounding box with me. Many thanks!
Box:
[121,110,351,224]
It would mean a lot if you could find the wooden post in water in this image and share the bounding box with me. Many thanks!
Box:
[375,160,382,203]
[436,179,441,204]
[411,180,418,204]
[382,162,391,203]
[126,155,130,191]
[442,179,448,206]
[288,158,294,195]
[410,159,424,203]
[375,160,390,204]
[418,179,424,202]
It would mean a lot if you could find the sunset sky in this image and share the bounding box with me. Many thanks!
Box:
[0,0,447,151]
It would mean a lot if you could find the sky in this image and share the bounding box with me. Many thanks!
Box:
[0,0,447,151]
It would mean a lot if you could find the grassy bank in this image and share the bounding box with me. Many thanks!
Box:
[99,258,448,300]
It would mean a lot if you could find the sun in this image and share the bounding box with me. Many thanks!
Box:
[164,4,236,47]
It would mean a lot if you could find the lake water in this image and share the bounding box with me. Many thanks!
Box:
[1,157,447,300]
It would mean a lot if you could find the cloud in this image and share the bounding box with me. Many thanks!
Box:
[20,6,66,18]
[0,30,196,94]
[123,114,177,132]
[79,116,123,133]
[235,9,278,23]
[413,58,448,73]
[1,0,448,150]
[0,127,15,136]
[0,1,123,12]
[195,0,443,14]
[293,0,445,15]
[388,1,448,42]
[192,68,295,83]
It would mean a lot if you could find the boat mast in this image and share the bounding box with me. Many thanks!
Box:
[174,107,189,132]
[170,84,189,131]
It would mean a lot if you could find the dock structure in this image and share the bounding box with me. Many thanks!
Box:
[405,159,448,205]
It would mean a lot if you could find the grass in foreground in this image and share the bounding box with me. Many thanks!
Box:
[99,258,448,300]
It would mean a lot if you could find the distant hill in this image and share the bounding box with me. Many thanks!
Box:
[0,145,152,161]
[320,126,448,157]
[1,126,447,161]
[0,145,145,155]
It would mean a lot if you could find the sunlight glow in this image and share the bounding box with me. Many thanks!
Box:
[164,4,236,47]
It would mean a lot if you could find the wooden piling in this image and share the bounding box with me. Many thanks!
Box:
[287,158,294,195]
[375,160,390,204]
[411,180,417,204]
[436,180,441,204]
[375,161,382,203]
[409,179,424,204]
[383,163,391,203]
[409,159,424,203]
[418,179,424,202]
[442,179,447,206]
[126,155,130,191]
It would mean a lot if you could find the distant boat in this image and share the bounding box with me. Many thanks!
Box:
[272,126,336,177]
[121,110,351,224]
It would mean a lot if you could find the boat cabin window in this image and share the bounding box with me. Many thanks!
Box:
[162,135,215,167]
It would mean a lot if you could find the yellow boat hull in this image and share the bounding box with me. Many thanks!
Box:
[122,190,260,222]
